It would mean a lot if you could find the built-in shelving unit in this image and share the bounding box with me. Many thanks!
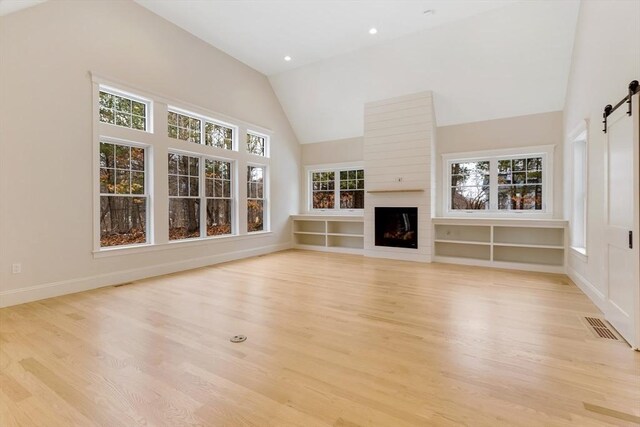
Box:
[292,215,364,254]
[432,218,567,273]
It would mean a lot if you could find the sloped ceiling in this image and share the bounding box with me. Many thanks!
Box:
[269,1,580,143]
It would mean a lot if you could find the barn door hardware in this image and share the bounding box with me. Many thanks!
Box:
[603,80,639,133]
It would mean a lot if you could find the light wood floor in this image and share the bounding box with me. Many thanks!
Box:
[1,250,639,426]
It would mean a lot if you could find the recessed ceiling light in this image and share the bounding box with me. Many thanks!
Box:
[284,56,292,61]
[369,28,378,35]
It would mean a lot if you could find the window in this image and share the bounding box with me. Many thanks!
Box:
[309,167,365,211]
[444,146,553,216]
[247,166,266,232]
[99,142,148,247]
[168,111,201,144]
[205,122,233,150]
[571,123,588,254]
[205,160,233,236]
[99,90,148,131]
[168,153,201,240]
[247,132,267,156]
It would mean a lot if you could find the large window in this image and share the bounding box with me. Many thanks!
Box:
[444,146,552,216]
[247,166,266,232]
[309,167,365,211]
[168,153,201,240]
[571,123,588,254]
[99,142,148,247]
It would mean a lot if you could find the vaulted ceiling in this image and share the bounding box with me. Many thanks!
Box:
[135,0,579,143]
[2,0,581,144]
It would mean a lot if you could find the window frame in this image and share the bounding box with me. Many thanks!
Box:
[97,136,153,250]
[442,145,554,218]
[167,106,238,151]
[98,85,153,133]
[306,162,365,214]
[168,149,238,242]
[246,130,270,157]
[569,121,588,259]
[246,163,269,233]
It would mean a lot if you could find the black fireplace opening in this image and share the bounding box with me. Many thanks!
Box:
[375,207,418,249]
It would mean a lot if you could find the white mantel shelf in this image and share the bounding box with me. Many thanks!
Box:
[366,189,425,193]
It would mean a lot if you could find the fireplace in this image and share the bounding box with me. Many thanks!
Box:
[375,207,418,249]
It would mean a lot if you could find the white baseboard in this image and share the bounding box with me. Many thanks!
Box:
[567,266,606,313]
[0,242,292,308]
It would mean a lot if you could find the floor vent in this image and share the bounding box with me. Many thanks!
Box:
[584,317,619,340]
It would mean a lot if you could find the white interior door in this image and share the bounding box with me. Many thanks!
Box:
[604,93,640,349]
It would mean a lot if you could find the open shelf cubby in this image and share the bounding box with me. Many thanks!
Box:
[292,215,364,254]
[432,219,567,273]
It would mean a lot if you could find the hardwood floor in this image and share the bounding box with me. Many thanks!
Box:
[1,250,639,426]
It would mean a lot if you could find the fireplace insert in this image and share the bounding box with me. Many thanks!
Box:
[374,207,418,249]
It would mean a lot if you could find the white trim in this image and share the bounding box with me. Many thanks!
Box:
[90,71,273,136]
[441,144,555,218]
[305,161,365,214]
[567,266,606,313]
[569,119,589,256]
[167,105,239,151]
[0,242,290,308]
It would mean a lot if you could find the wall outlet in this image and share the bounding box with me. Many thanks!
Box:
[396,177,403,182]
[12,263,21,274]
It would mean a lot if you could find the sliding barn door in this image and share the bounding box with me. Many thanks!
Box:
[604,93,640,349]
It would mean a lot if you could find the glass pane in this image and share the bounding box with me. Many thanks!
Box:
[131,172,144,194]
[214,179,223,198]
[115,145,130,169]
[132,101,145,116]
[178,128,189,141]
[207,199,232,236]
[99,107,114,124]
[247,133,265,156]
[168,112,177,126]
[168,153,178,174]
[100,196,147,247]
[115,96,131,113]
[189,177,199,197]
[168,175,178,197]
[498,160,511,173]
[223,181,231,198]
[340,190,364,209]
[115,112,131,128]
[100,143,114,168]
[189,157,199,176]
[450,162,489,186]
[340,171,347,180]
[498,173,511,185]
[178,155,189,175]
[100,168,114,194]
[527,171,542,183]
[115,170,130,194]
[512,172,526,184]
[205,179,214,198]
[312,191,335,209]
[178,114,189,128]
[513,158,526,171]
[131,115,145,131]
[131,147,144,171]
[169,198,201,240]
[451,186,490,210]
[356,169,364,180]
[179,176,189,197]
[247,200,264,232]
[357,179,365,190]
[168,125,178,139]
[527,157,542,170]
[99,91,114,108]
[498,185,542,210]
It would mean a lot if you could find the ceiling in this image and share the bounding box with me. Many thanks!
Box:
[270,0,580,143]
[134,0,520,76]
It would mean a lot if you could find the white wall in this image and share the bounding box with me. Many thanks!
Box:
[436,111,564,218]
[563,0,640,310]
[0,0,300,306]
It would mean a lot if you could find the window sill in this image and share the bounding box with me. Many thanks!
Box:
[570,246,588,262]
[93,231,273,258]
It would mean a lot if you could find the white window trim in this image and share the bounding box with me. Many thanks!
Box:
[306,162,365,215]
[168,105,239,151]
[99,84,154,134]
[569,120,589,260]
[442,145,555,218]
[94,136,154,251]
[246,129,270,158]
[168,149,238,241]
[247,163,270,232]
[91,74,273,256]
